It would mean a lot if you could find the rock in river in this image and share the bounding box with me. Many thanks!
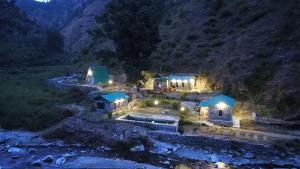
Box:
[7,147,25,154]
[31,159,42,167]
[130,144,145,152]
[56,157,66,166]
[42,155,54,163]
[243,152,255,159]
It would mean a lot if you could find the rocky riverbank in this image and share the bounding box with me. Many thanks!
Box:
[40,118,300,168]
[1,115,299,169]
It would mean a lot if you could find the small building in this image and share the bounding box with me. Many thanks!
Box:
[86,65,110,85]
[144,74,211,92]
[199,95,236,126]
[95,92,130,114]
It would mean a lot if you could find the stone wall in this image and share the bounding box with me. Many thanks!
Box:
[208,106,233,126]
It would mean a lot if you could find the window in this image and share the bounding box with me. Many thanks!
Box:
[176,82,179,87]
[182,82,184,87]
[113,103,117,109]
[218,110,223,116]
[96,101,104,110]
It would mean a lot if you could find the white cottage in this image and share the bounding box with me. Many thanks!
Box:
[199,95,236,126]
[95,92,129,114]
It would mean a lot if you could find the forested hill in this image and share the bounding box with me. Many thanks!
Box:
[88,0,300,118]
[149,0,300,117]
[0,0,64,67]
[16,0,110,56]
[16,0,89,29]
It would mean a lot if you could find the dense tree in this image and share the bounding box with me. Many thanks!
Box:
[93,0,164,80]
[46,29,64,52]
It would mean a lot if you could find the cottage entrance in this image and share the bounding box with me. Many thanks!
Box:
[199,107,209,120]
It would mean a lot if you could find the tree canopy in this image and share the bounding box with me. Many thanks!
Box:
[93,0,164,80]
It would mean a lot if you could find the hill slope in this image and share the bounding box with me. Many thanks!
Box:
[0,0,63,66]
[61,0,110,56]
[150,0,300,117]
[16,0,87,29]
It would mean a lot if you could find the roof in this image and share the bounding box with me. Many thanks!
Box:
[199,95,236,107]
[101,92,129,103]
[88,66,109,84]
[155,75,195,81]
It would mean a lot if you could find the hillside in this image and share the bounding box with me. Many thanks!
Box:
[16,0,88,29]
[0,0,64,67]
[61,0,111,56]
[149,0,300,117]
[16,0,111,57]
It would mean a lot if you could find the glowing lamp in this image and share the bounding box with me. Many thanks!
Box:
[216,102,227,110]
[171,79,176,83]
[183,80,188,83]
[180,106,185,112]
[190,79,194,83]
[87,69,93,76]
[108,80,113,85]
[177,80,182,83]
[215,162,226,168]
[154,100,159,105]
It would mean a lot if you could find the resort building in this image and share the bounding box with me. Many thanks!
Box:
[95,92,130,114]
[199,95,235,126]
[86,65,111,85]
[144,74,211,92]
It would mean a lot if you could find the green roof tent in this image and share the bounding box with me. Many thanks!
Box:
[86,65,109,84]
[199,95,236,107]
[101,92,129,103]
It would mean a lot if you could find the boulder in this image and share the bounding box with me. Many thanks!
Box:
[62,152,76,158]
[130,144,145,152]
[28,148,37,154]
[31,159,42,167]
[42,155,54,163]
[243,152,255,159]
[56,157,66,166]
[162,161,170,165]
[7,147,25,154]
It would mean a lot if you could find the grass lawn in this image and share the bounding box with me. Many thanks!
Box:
[0,65,85,131]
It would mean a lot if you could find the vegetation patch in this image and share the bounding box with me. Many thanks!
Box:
[0,66,84,131]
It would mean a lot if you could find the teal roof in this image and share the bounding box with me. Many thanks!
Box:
[199,95,236,107]
[89,66,109,84]
[166,75,194,81]
[101,92,129,103]
[199,100,210,107]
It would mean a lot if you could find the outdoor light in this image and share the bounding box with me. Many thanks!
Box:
[190,79,194,83]
[177,80,182,83]
[216,102,227,110]
[184,80,188,83]
[215,162,226,168]
[180,106,185,112]
[171,79,176,83]
[154,100,159,105]
[108,80,113,85]
[87,69,93,76]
